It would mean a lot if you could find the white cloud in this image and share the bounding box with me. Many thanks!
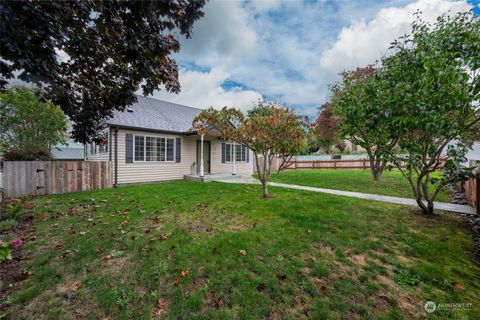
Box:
[320,0,470,80]
[151,67,262,112]
[179,0,258,66]
[155,0,472,115]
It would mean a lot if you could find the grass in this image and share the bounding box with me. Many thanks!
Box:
[1,181,478,319]
[268,169,450,202]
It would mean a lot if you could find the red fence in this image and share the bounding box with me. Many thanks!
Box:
[285,158,446,170]
[460,173,480,214]
[255,157,447,172]
[286,159,371,170]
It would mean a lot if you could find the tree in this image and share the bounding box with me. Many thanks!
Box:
[193,101,306,198]
[0,87,67,160]
[331,65,397,181]
[313,102,341,154]
[0,0,206,143]
[380,11,480,214]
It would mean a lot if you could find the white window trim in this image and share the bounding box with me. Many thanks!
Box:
[225,143,247,163]
[133,134,176,163]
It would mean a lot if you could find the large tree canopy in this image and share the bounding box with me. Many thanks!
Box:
[331,65,397,181]
[0,0,206,142]
[0,87,67,160]
[380,11,479,214]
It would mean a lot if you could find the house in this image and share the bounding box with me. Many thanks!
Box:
[53,141,84,160]
[85,95,253,186]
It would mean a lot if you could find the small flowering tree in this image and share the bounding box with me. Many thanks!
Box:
[192,101,305,198]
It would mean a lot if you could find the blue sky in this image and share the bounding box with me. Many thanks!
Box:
[152,0,475,115]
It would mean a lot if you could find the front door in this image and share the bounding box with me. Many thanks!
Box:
[196,140,211,174]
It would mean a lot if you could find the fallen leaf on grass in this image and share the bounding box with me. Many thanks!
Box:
[155,298,168,317]
[79,231,87,236]
[173,278,181,286]
[212,247,220,254]
[256,283,266,292]
[62,250,73,259]
[180,270,190,277]
[96,247,104,254]
[453,283,465,291]
[239,250,247,256]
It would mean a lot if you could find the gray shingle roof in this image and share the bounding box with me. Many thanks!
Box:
[106,95,202,133]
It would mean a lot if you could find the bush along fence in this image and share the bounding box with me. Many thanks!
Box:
[3,161,112,198]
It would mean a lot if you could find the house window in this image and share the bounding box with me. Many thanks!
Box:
[166,138,174,161]
[133,135,175,162]
[156,138,165,161]
[224,143,247,162]
[146,137,156,161]
[135,136,145,161]
[225,144,231,162]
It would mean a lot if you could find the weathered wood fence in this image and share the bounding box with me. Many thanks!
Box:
[3,161,112,198]
[459,173,480,214]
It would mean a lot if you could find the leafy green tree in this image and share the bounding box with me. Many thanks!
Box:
[193,102,306,198]
[0,87,67,160]
[0,0,205,143]
[381,11,480,214]
[331,65,397,181]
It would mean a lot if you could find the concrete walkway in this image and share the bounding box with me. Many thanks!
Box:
[212,175,476,215]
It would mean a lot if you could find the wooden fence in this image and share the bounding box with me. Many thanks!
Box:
[286,159,371,170]
[459,173,480,214]
[256,157,446,172]
[3,161,112,198]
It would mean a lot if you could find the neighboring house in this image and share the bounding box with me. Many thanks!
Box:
[343,140,366,153]
[53,141,84,160]
[467,141,480,166]
[85,95,253,185]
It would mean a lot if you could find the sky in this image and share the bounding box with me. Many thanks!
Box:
[151,0,477,116]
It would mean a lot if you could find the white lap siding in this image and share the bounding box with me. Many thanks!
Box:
[210,140,254,176]
[114,129,254,184]
[115,129,195,184]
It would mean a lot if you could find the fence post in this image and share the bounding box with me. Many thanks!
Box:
[476,173,480,215]
[363,160,366,170]
[333,160,337,170]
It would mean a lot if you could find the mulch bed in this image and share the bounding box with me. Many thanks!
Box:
[0,214,36,314]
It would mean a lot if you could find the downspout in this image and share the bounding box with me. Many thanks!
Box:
[114,127,119,188]
[108,127,112,161]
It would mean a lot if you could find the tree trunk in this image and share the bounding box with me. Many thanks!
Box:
[372,168,382,182]
[415,196,435,215]
[262,181,269,199]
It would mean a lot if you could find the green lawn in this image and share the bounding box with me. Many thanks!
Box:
[1,181,478,319]
[268,169,450,202]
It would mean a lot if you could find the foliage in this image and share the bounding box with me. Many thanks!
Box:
[0,0,206,143]
[331,65,396,181]
[3,181,479,319]
[0,87,67,160]
[312,102,343,154]
[0,241,12,263]
[380,11,480,214]
[193,101,306,198]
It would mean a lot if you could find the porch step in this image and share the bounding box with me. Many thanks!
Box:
[184,173,243,182]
